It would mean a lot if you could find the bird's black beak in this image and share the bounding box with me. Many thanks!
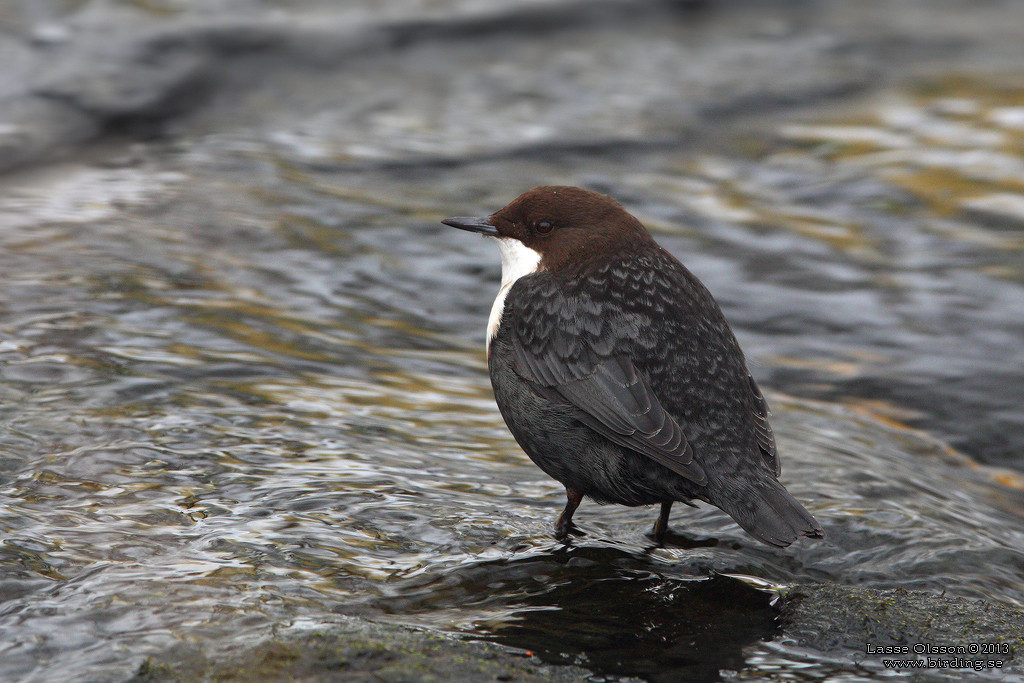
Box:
[441,215,498,236]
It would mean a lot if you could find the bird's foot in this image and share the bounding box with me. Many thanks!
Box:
[650,501,673,545]
[554,521,585,541]
[648,525,670,546]
[554,487,585,541]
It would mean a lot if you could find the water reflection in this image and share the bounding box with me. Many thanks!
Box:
[489,572,777,683]
[378,545,779,683]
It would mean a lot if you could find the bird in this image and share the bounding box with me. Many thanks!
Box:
[443,186,824,547]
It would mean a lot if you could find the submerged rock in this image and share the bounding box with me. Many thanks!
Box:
[125,583,1024,682]
[779,584,1023,679]
[124,615,616,683]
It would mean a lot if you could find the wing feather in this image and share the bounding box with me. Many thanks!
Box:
[513,342,706,484]
[748,374,779,475]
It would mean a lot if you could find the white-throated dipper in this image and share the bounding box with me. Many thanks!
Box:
[443,186,824,547]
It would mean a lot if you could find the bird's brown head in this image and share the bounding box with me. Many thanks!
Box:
[442,186,653,273]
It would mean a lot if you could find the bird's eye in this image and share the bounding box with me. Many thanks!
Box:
[536,221,553,234]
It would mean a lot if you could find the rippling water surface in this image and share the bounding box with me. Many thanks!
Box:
[1,75,1024,682]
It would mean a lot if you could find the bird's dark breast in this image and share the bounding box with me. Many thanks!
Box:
[487,245,762,506]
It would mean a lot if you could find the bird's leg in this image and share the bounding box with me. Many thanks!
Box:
[653,501,673,544]
[554,487,584,540]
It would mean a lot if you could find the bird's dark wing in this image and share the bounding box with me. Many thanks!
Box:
[748,374,779,475]
[512,342,707,485]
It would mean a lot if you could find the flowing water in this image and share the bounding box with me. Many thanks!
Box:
[1,5,1024,679]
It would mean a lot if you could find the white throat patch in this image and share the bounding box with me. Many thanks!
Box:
[487,237,542,351]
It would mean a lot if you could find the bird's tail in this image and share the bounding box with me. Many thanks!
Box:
[712,477,824,548]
